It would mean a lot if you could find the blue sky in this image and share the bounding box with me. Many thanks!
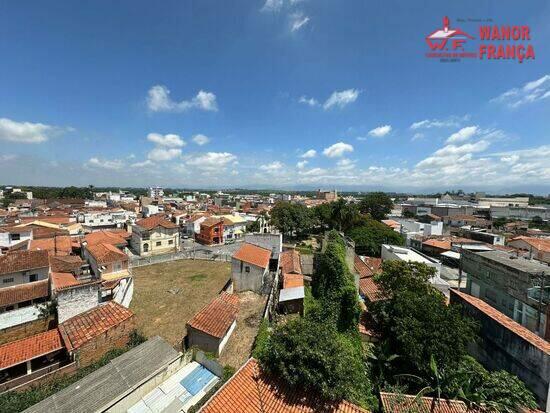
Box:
[1,1,549,193]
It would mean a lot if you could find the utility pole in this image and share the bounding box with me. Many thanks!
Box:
[457,243,463,292]
[536,271,546,335]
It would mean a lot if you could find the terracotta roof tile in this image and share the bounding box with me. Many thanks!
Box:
[85,230,130,247]
[0,250,50,275]
[29,236,73,255]
[451,290,550,354]
[280,250,302,275]
[380,392,469,413]
[201,358,369,413]
[86,243,127,265]
[187,292,239,339]
[58,302,134,351]
[359,277,385,303]
[49,255,84,273]
[0,279,49,307]
[509,236,550,253]
[283,273,304,289]
[0,329,63,370]
[135,216,178,230]
[354,255,382,278]
[233,243,271,269]
[422,239,452,251]
[51,272,95,291]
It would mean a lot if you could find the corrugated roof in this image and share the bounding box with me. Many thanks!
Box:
[232,243,271,269]
[23,336,179,413]
[200,358,369,413]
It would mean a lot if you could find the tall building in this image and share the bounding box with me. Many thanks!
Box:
[316,189,337,202]
[149,186,164,198]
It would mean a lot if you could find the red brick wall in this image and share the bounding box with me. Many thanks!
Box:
[75,315,136,368]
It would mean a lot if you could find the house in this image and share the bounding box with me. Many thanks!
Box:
[186,292,239,356]
[379,392,470,413]
[0,250,50,316]
[185,214,209,236]
[218,214,247,242]
[231,243,272,293]
[196,217,224,245]
[130,215,180,256]
[278,249,305,314]
[84,229,130,248]
[83,242,129,279]
[0,329,70,393]
[77,209,136,230]
[451,289,550,411]
[462,249,549,338]
[442,214,491,228]
[29,235,74,256]
[58,301,136,368]
[508,236,550,263]
[0,227,33,252]
[199,358,368,413]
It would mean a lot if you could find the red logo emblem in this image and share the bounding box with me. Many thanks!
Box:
[426,16,474,51]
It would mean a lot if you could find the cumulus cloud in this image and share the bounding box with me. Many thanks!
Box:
[296,160,308,169]
[147,133,185,147]
[131,159,154,168]
[261,0,284,12]
[289,12,310,32]
[186,152,237,171]
[323,89,360,110]
[368,125,392,138]
[300,149,317,158]
[411,133,424,141]
[85,157,124,170]
[260,161,284,172]
[491,74,550,108]
[0,118,70,144]
[323,142,353,158]
[192,134,210,145]
[410,115,469,130]
[336,158,356,170]
[446,126,478,144]
[148,148,182,161]
[147,85,218,113]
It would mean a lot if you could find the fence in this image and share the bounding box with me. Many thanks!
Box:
[129,250,232,268]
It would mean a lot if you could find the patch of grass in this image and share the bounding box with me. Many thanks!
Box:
[190,274,207,282]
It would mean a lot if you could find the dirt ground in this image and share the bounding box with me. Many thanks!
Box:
[218,291,267,369]
[130,259,231,348]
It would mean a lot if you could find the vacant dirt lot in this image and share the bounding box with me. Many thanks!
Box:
[130,259,231,348]
[219,291,267,369]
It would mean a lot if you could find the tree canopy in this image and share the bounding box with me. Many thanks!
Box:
[347,218,405,256]
[359,192,393,221]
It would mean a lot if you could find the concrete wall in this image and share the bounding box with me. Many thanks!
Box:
[451,291,550,411]
[187,327,222,355]
[56,284,101,323]
[131,227,180,256]
[231,259,268,293]
[0,315,53,345]
[0,267,49,287]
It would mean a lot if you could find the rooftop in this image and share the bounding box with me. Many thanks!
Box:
[29,235,73,255]
[84,230,130,246]
[510,236,550,253]
[379,392,469,413]
[232,242,271,269]
[467,249,549,274]
[200,358,369,413]
[0,250,50,275]
[23,336,179,413]
[279,286,305,302]
[354,255,382,278]
[0,279,49,307]
[283,273,304,289]
[0,329,63,370]
[58,301,135,351]
[86,243,127,265]
[187,292,239,339]
[280,249,302,275]
[135,215,178,231]
[359,277,385,303]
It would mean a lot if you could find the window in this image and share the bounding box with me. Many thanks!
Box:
[245,266,250,273]
[3,278,14,284]
[156,241,162,246]
[29,274,38,282]
[168,240,173,245]
[11,233,20,241]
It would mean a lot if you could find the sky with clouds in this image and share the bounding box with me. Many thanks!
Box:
[1,1,549,193]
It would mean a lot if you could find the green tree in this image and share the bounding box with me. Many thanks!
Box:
[359,192,393,221]
[478,370,538,412]
[347,218,404,257]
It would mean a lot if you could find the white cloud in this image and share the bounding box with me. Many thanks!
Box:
[298,96,319,107]
[0,118,69,144]
[131,159,154,168]
[446,126,478,144]
[148,148,182,161]
[410,115,469,130]
[296,160,308,169]
[261,0,284,12]
[289,12,310,32]
[491,74,550,108]
[147,133,185,147]
[86,157,124,170]
[192,134,210,146]
[186,152,237,171]
[323,89,360,110]
[368,125,392,138]
[323,142,354,158]
[147,85,218,113]
[300,149,317,158]
[411,133,424,141]
[260,161,284,172]
[336,158,356,170]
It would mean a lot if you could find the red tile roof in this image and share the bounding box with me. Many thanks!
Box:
[283,273,304,289]
[201,217,224,227]
[86,243,127,265]
[380,392,468,413]
[29,236,73,255]
[58,302,135,351]
[0,250,50,275]
[509,236,550,253]
[85,230,130,247]
[201,358,369,413]
[422,239,452,251]
[354,255,382,278]
[187,292,239,339]
[0,329,63,370]
[0,279,50,307]
[135,216,178,230]
[49,255,84,273]
[451,290,550,354]
[280,249,302,275]
[51,272,87,291]
[359,277,385,303]
[233,243,271,269]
